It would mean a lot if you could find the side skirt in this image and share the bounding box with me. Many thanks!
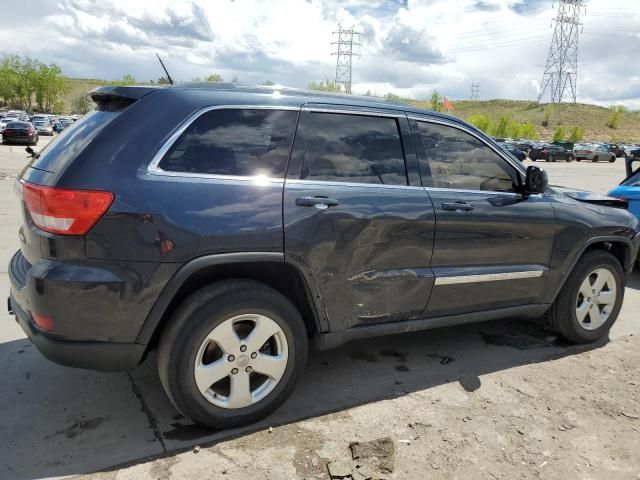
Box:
[312,304,550,350]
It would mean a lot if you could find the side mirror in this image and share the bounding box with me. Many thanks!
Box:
[525,165,548,194]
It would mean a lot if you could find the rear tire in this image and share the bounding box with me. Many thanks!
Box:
[592,155,599,163]
[157,279,308,428]
[609,155,616,163]
[546,250,624,344]
[568,155,575,162]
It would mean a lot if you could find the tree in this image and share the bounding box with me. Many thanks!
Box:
[430,90,441,112]
[263,80,275,86]
[606,106,624,129]
[568,126,585,142]
[72,94,92,114]
[467,114,492,133]
[308,80,342,93]
[158,77,170,84]
[492,115,510,138]
[206,74,224,82]
[552,126,565,142]
[0,55,67,111]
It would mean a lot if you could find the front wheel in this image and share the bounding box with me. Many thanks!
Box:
[547,155,555,162]
[568,155,575,162]
[157,280,308,428]
[547,250,624,344]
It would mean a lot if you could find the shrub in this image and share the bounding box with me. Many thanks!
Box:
[492,115,510,138]
[568,126,584,142]
[552,127,565,142]
[467,114,492,133]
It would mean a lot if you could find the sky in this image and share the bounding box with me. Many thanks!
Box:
[1,0,639,107]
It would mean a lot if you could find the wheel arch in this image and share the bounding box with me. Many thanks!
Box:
[136,253,324,347]
[550,236,635,303]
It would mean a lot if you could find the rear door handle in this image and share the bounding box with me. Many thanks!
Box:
[442,201,474,212]
[296,196,339,209]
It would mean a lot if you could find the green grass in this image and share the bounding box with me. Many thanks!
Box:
[408,99,640,143]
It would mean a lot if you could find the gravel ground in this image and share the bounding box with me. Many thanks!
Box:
[0,139,638,480]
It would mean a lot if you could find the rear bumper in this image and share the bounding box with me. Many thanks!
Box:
[8,250,147,371]
[2,136,36,143]
[8,293,145,371]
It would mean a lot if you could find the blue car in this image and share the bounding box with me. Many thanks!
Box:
[609,169,640,225]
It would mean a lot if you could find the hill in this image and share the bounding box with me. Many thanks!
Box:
[408,99,640,143]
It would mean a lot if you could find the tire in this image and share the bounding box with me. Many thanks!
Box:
[547,250,625,344]
[609,156,615,163]
[592,155,599,163]
[568,155,575,162]
[157,279,308,428]
[547,155,554,162]
[576,158,581,162]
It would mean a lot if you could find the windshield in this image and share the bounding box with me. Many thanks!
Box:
[622,170,640,187]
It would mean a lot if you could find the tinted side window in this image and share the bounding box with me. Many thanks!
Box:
[296,112,407,185]
[159,109,298,177]
[415,122,517,192]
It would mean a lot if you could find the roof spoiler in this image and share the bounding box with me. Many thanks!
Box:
[89,86,161,110]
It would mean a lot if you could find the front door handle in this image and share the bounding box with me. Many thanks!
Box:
[296,196,339,209]
[442,201,474,212]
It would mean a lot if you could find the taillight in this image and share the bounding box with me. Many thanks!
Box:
[26,130,33,136]
[22,181,114,235]
[32,312,53,331]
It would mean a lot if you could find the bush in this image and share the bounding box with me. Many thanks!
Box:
[492,115,510,138]
[517,122,539,140]
[568,126,584,142]
[552,127,565,142]
[542,108,551,127]
[467,114,492,133]
[308,80,342,93]
[430,90,441,112]
[606,107,623,129]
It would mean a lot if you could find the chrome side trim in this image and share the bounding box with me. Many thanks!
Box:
[301,106,406,118]
[434,269,544,286]
[147,104,299,177]
[406,115,527,176]
[285,178,420,190]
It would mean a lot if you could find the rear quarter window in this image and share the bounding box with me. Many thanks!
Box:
[29,110,121,173]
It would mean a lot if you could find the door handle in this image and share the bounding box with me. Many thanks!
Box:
[296,196,339,209]
[442,201,474,212]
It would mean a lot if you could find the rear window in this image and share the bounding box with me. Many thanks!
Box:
[29,109,120,173]
[622,170,640,187]
[158,109,298,178]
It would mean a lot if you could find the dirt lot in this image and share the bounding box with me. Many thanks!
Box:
[0,138,638,480]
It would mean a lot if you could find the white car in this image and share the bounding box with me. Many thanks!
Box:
[0,117,20,134]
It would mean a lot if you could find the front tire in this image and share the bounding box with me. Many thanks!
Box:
[157,280,308,428]
[568,155,575,162]
[547,250,624,344]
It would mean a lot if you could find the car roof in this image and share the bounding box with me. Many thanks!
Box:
[90,83,469,126]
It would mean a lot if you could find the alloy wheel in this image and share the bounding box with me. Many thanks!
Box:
[193,314,288,409]
[575,268,617,331]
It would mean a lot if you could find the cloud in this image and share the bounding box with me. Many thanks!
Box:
[0,0,638,107]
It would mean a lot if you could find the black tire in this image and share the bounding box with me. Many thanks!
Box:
[609,156,615,163]
[592,155,599,163]
[531,157,536,162]
[576,158,581,162]
[157,279,308,428]
[547,250,624,344]
[568,155,575,162]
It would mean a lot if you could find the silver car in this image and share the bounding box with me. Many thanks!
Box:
[33,120,54,136]
[574,144,616,163]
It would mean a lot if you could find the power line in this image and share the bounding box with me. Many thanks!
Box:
[538,0,585,104]
[470,82,480,100]
[331,25,360,94]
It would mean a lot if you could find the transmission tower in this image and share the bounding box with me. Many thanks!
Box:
[537,0,584,103]
[470,82,480,100]
[332,25,360,94]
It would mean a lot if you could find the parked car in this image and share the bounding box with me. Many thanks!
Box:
[627,147,640,161]
[530,144,575,162]
[497,141,526,161]
[1,121,38,145]
[0,117,19,134]
[609,171,640,251]
[608,144,626,158]
[574,144,616,163]
[8,85,639,428]
[58,117,73,129]
[33,120,54,136]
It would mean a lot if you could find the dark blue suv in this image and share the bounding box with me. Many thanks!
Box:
[8,84,639,427]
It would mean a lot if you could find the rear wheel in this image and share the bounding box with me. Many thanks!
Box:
[547,250,624,344]
[592,155,599,163]
[157,280,308,428]
[547,155,555,162]
[609,155,616,163]
[568,155,575,162]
